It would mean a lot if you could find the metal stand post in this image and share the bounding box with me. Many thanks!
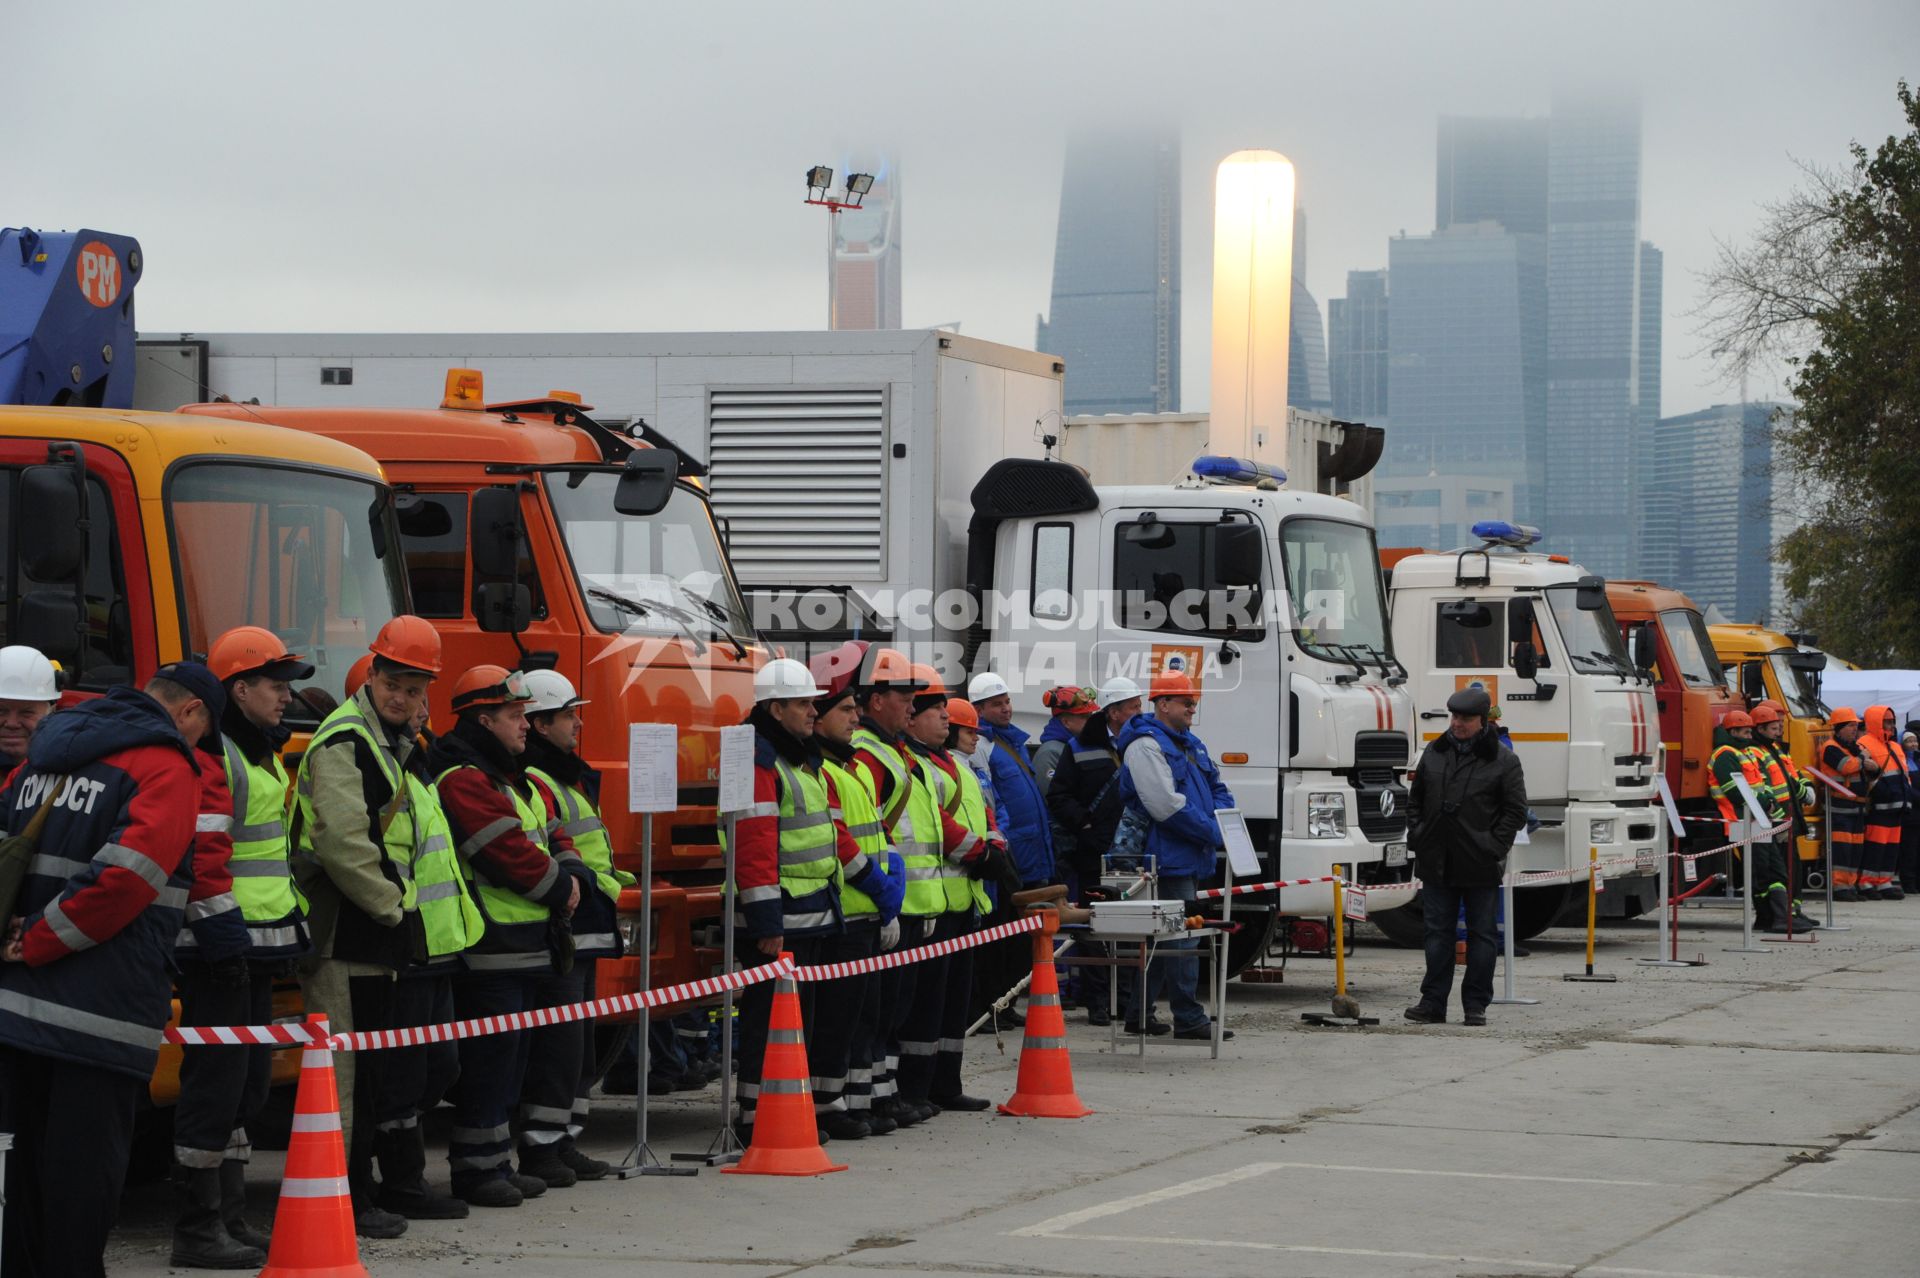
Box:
[1820,806,1851,932]
[618,813,697,1178]
[677,812,743,1166]
[1213,858,1232,1047]
[1565,847,1618,982]
[1494,872,1539,1002]
[1724,831,1769,954]
[1639,833,1701,968]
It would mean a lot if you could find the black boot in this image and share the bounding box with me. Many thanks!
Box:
[171,1166,265,1270]
[374,1125,469,1220]
[217,1160,271,1252]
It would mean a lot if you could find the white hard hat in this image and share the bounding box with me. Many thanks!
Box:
[755,658,827,703]
[0,646,59,703]
[968,671,1011,702]
[1097,675,1144,709]
[522,669,589,715]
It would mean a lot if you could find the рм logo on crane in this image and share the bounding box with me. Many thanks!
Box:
[75,240,122,308]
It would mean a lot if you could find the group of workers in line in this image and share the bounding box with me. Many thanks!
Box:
[0,627,1238,1278]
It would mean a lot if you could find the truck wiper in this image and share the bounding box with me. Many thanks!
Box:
[586,586,709,657]
[666,580,749,661]
[1351,641,1407,679]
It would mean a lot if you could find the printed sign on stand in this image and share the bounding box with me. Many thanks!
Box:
[717,723,757,814]
[1215,808,1262,879]
[1654,776,1686,845]
[628,723,679,814]
[1731,776,1772,827]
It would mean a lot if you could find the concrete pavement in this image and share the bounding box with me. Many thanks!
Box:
[103,897,1920,1277]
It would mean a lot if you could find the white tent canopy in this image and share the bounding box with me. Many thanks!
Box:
[1819,668,1920,729]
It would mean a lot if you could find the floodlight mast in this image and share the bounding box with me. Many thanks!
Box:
[803,164,875,329]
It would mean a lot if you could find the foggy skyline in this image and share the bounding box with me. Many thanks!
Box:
[9,0,1915,418]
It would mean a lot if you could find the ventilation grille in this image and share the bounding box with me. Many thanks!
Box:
[706,388,887,583]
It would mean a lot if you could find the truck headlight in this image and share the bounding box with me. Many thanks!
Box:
[1308,792,1347,839]
[1588,818,1617,846]
[619,918,648,951]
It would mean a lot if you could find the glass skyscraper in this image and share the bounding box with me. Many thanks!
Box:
[1646,403,1795,625]
[1437,116,1549,236]
[1330,268,1389,424]
[1038,132,1181,414]
[1289,210,1331,413]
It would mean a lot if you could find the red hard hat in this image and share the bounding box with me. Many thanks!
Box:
[208,625,314,684]
[1749,703,1783,726]
[1043,685,1098,717]
[809,640,866,703]
[1149,669,1199,701]
[450,665,531,712]
[370,615,444,675]
[1723,710,1754,729]
[345,654,374,699]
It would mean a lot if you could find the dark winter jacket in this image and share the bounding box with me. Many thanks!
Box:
[1406,725,1529,887]
[0,687,199,1078]
[1114,713,1235,880]
[975,720,1055,885]
[1047,714,1128,880]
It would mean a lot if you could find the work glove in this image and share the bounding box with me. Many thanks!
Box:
[884,850,906,884]
[854,855,906,925]
[879,918,902,951]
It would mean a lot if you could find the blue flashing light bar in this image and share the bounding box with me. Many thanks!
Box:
[1471,520,1543,547]
[1191,455,1288,485]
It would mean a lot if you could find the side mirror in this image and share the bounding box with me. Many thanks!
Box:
[19,464,84,581]
[1576,575,1607,612]
[614,450,678,517]
[1632,626,1657,676]
[15,594,81,663]
[470,486,523,580]
[1123,514,1174,549]
[474,582,532,634]
[1740,662,1765,702]
[1787,649,1828,673]
[1513,639,1540,682]
[1211,522,1262,587]
[1440,600,1494,628]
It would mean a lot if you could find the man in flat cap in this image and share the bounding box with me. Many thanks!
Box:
[1403,686,1529,1027]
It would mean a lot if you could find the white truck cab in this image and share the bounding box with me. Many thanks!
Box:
[1382,522,1665,939]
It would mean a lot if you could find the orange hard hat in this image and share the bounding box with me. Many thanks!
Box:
[810,640,866,703]
[1748,703,1783,726]
[450,665,532,713]
[1723,710,1754,729]
[859,645,924,692]
[345,654,374,699]
[370,615,444,675]
[1830,706,1861,727]
[1756,699,1786,718]
[1149,669,1200,701]
[945,697,980,729]
[908,662,948,698]
[208,625,314,684]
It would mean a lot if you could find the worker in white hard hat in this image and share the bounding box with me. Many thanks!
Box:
[727,658,902,1137]
[1043,676,1145,1024]
[0,645,60,775]
[519,669,631,1181]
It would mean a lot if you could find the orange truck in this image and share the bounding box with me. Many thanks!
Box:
[185,372,765,1038]
[0,402,412,1108]
[1607,581,1744,852]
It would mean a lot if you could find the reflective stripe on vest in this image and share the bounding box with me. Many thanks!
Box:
[771,760,842,931]
[407,779,484,958]
[222,739,303,929]
[947,757,994,915]
[436,766,555,928]
[527,766,632,904]
[824,758,887,917]
[853,728,944,916]
[916,755,979,914]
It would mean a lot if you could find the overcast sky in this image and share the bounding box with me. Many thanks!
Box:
[8,0,1914,416]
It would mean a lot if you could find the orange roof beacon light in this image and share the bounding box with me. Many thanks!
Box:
[441,367,486,411]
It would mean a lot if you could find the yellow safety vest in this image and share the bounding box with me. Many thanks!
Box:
[852,727,945,917]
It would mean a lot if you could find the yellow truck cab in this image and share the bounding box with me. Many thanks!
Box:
[1709,622,1831,873]
[0,405,410,1105]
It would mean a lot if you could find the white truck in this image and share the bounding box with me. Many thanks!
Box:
[1377,523,1666,942]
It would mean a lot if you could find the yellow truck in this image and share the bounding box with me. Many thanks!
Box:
[1709,623,1832,876]
[0,404,409,1108]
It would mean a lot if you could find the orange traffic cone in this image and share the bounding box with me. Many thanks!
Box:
[1000,910,1092,1119]
[724,956,848,1176]
[260,1015,369,1278]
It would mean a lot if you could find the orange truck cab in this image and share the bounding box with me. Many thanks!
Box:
[185,372,765,1009]
[0,404,411,1107]
[1607,582,1743,848]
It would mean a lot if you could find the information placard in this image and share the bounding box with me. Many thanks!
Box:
[1215,808,1262,879]
[628,723,679,814]
[717,724,757,815]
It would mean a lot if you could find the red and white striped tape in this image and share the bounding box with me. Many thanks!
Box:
[792,912,1045,982]
[1193,875,1342,901]
[165,1020,331,1048]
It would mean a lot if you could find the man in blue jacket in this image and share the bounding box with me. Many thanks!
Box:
[1115,670,1234,1041]
[967,672,1055,888]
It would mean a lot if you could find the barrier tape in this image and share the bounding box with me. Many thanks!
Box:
[1193,875,1341,901]
[792,912,1044,981]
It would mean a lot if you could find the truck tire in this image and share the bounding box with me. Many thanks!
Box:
[1367,898,1427,948]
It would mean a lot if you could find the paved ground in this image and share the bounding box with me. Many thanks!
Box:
[104,897,1920,1277]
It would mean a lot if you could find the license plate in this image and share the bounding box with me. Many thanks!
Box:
[1384,841,1408,867]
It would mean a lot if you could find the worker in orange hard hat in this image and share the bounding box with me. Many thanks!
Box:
[1710,709,1788,930]
[172,628,317,1264]
[291,615,464,1236]
[1822,707,1869,898]
[1746,704,1818,931]
[429,667,594,1205]
[1857,705,1909,900]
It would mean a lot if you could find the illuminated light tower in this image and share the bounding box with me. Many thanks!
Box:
[803,165,875,330]
[1210,150,1296,468]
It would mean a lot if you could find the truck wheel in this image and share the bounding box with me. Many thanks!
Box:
[1367,896,1428,948]
[1511,884,1574,940]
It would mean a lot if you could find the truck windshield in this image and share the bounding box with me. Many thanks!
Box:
[1659,608,1724,687]
[1545,586,1636,679]
[1279,517,1393,665]
[543,472,753,639]
[1768,650,1827,718]
[167,462,406,713]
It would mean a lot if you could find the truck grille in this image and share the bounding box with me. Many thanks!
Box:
[1353,731,1410,841]
[1355,732,1410,770]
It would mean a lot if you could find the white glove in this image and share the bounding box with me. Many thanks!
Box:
[880,919,901,951]
[922,916,939,941]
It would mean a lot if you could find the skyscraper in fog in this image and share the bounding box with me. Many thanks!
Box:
[1038,132,1180,414]
[1546,94,1647,577]
[1289,209,1331,413]
[1330,269,1389,424]
[830,161,902,330]
[1436,116,1549,235]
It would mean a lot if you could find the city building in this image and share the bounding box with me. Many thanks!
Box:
[1289,210,1331,413]
[1329,268,1389,425]
[1374,473,1516,553]
[1645,403,1800,625]
[1381,222,1547,522]
[1037,131,1181,414]
[1436,115,1549,235]
[830,162,902,330]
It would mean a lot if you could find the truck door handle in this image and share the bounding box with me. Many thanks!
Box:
[1420,711,1448,720]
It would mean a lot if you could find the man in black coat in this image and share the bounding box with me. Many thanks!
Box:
[1404,687,1529,1026]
